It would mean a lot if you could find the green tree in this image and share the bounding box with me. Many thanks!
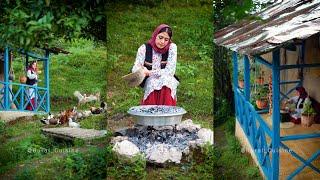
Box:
[213,0,255,126]
[0,0,106,50]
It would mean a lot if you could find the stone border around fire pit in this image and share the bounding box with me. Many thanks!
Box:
[111,119,213,165]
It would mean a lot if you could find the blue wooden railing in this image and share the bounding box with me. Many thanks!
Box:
[0,81,49,112]
[235,88,273,177]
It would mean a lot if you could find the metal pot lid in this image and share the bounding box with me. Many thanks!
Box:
[128,105,187,117]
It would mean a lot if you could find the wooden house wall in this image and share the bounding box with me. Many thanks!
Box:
[259,35,320,103]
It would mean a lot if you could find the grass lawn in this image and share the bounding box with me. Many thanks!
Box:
[213,117,262,179]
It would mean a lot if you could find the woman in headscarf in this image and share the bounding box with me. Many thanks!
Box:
[26,61,38,110]
[131,24,179,106]
[285,86,308,124]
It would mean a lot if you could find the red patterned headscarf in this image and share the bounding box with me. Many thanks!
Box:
[296,87,308,98]
[147,24,172,54]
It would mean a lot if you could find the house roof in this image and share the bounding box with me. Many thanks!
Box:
[214,0,320,55]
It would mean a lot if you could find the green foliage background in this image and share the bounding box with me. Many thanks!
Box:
[0,0,106,50]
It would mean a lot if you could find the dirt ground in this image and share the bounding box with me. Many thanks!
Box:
[107,113,135,132]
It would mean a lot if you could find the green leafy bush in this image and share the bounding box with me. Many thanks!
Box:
[14,168,36,180]
[64,152,88,178]
[61,147,107,179]
[238,71,244,81]
[191,145,215,179]
[253,85,268,100]
[302,98,316,116]
[0,0,105,49]
[58,145,146,179]
[106,145,147,179]
[214,97,233,127]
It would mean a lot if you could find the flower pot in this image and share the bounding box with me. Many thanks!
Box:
[19,75,27,84]
[238,80,244,88]
[256,77,264,85]
[256,99,268,109]
[301,114,314,127]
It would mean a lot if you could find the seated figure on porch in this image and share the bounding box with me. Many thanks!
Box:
[26,61,38,110]
[285,87,308,124]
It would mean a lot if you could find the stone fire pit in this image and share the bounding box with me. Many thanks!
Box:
[112,119,213,164]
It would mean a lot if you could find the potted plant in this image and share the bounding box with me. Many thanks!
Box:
[301,98,316,127]
[238,72,244,89]
[254,85,268,109]
[255,71,265,85]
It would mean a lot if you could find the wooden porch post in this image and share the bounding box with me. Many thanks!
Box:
[272,48,280,180]
[233,52,238,89]
[232,51,238,117]
[45,50,50,113]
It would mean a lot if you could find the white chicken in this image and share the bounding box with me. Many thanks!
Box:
[68,118,80,128]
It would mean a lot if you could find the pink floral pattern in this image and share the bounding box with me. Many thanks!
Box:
[132,43,179,100]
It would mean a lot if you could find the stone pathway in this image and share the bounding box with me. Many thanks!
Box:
[0,111,36,123]
[42,127,107,140]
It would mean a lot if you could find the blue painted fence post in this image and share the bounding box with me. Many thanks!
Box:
[272,48,280,180]
[244,55,251,135]
[45,50,50,113]
[20,86,24,111]
[232,52,238,117]
[4,47,10,110]
[244,55,250,101]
